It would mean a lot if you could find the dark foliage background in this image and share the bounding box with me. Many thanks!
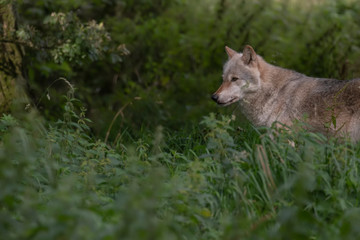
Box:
[18,0,360,139]
[1,0,360,239]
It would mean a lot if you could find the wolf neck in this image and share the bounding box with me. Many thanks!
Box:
[239,57,304,126]
[258,57,303,86]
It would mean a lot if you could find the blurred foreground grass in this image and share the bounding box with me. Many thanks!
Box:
[1,95,360,240]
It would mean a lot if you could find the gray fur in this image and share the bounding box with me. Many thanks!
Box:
[212,45,360,141]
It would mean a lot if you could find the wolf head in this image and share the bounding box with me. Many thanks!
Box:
[211,45,261,106]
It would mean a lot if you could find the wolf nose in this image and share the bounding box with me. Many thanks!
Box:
[211,94,219,102]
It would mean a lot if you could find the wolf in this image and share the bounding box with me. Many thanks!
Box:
[211,45,360,141]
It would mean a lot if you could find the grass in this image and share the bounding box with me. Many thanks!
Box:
[2,0,360,239]
[1,95,360,240]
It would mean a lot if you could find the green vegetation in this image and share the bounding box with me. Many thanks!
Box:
[1,0,360,239]
[2,101,360,239]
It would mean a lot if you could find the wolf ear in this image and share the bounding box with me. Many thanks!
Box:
[225,46,237,59]
[242,45,257,65]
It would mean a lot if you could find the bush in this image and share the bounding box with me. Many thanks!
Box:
[2,1,360,239]
[1,95,360,239]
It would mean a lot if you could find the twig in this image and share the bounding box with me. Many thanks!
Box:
[36,77,74,107]
[0,38,58,50]
[105,102,131,144]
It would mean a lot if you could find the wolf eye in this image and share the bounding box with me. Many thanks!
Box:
[231,77,239,82]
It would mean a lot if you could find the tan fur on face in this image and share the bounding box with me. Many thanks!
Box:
[212,45,360,142]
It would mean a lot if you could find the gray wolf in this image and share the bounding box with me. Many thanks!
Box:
[211,45,360,141]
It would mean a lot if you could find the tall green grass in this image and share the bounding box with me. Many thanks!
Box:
[1,94,360,239]
[3,0,360,239]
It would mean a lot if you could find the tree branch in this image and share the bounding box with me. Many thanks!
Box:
[0,38,53,50]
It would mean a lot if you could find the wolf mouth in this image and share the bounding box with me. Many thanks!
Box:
[218,97,240,106]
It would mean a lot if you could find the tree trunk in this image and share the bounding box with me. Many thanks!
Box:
[0,2,26,113]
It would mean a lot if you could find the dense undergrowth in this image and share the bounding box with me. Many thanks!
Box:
[1,94,360,240]
[2,0,360,239]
